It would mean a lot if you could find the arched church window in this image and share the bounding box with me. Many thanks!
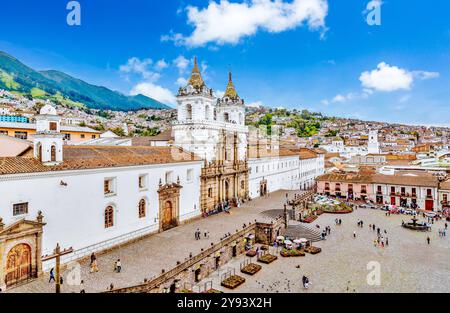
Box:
[50,145,57,162]
[139,199,146,218]
[105,206,114,228]
[186,104,193,120]
[208,188,213,198]
[224,113,230,122]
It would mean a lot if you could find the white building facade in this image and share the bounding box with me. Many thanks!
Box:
[0,106,202,289]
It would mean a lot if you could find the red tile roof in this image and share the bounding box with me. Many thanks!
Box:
[0,146,201,175]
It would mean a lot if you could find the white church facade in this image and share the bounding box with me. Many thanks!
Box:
[0,59,325,289]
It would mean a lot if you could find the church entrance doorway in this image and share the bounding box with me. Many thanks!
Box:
[5,244,32,287]
[260,179,268,197]
[162,201,177,231]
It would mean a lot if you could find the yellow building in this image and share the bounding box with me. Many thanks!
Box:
[0,121,100,144]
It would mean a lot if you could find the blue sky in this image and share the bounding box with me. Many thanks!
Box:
[0,0,448,126]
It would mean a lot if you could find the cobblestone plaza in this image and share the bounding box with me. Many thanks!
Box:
[8,190,450,293]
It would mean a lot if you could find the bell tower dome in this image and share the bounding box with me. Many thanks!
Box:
[217,72,245,125]
[33,104,64,165]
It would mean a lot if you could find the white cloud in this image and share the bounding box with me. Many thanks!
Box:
[119,57,160,82]
[173,55,190,73]
[155,59,169,71]
[360,62,439,93]
[413,71,440,80]
[176,77,188,86]
[360,62,414,92]
[165,0,328,47]
[130,82,176,105]
[215,90,225,98]
[322,89,372,105]
[247,101,263,108]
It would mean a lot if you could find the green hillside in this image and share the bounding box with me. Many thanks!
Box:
[0,51,170,111]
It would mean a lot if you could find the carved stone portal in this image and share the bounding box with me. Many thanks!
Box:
[0,213,45,290]
[158,182,183,231]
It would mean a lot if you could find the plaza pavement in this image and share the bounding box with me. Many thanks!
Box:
[207,208,450,293]
[8,190,294,293]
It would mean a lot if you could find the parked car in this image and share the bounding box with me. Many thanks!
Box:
[404,209,417,216]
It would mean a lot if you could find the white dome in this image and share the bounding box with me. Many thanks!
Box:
[40,104,57,115]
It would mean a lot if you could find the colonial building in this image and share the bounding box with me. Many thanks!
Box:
[316,170,441,211]
[0,105,203,289]
[0,59,326,289]
[0,120,100,144]
[173,59,249,213]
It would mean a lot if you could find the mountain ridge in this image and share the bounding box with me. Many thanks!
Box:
[0,51,170,111]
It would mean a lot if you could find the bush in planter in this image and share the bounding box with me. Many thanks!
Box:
[241,263,262,275]
[221,275,246,289]
[257,254,278,264]
[305,246,322,254]
[303,215,318,223]
[280,248,305,257]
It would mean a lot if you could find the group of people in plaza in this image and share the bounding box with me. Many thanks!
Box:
[194,228,210,240]
[320,226,331,240]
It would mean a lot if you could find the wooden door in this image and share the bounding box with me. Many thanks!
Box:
[425,200,434,211]
[5,244,32,286]
[162,201,175,230]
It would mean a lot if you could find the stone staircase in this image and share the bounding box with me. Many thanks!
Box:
[282,224,323,242]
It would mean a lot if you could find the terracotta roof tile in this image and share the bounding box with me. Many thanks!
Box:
[0,146,201,175]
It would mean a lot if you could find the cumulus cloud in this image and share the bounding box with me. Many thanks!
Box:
[163,0,329,47]
[360,62,439,92]
[120,56,177,105]
[131,82,176,105]
[119,57,160,81]
[321,90,372,105]
[360,62,414,92]
[155,59,169,71]
[173,55,190,73]
[176,77,188,86]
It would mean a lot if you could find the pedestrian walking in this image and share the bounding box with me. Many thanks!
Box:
[386,237,389,246]
[353,231,356,238]
[49,268,55,283]
[115,259,122,273]
[80,280,86,293]
[90,259,99,273]
[90,252,96,265]
[427,236,431,245]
